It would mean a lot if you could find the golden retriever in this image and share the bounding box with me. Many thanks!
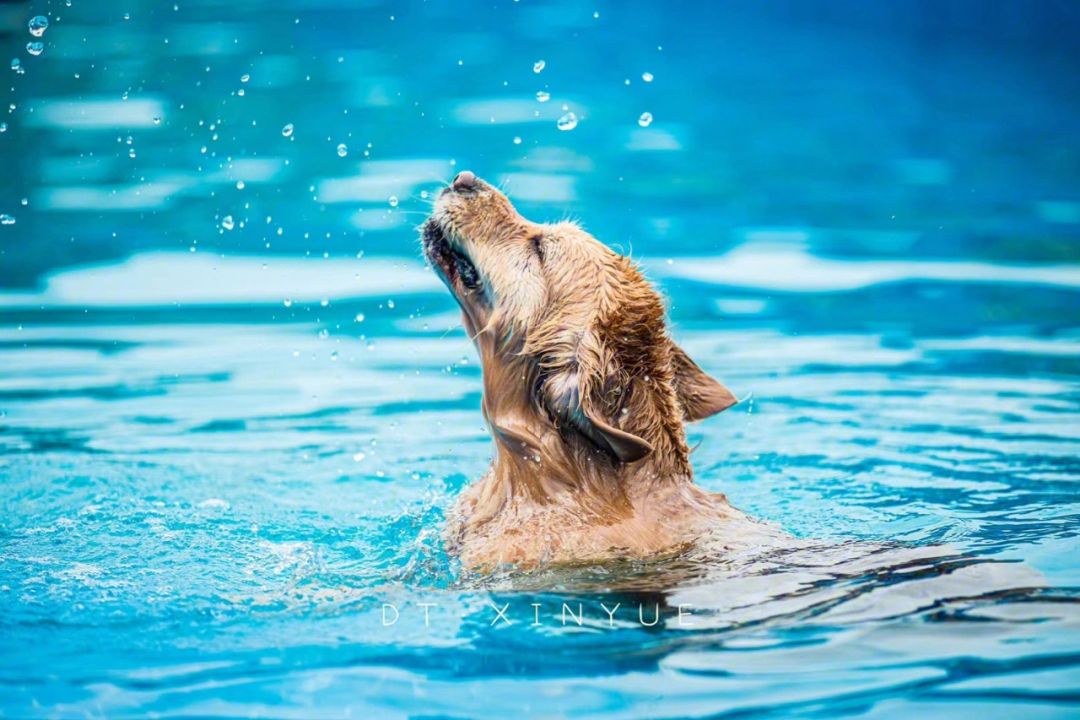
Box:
[422,171,760,570]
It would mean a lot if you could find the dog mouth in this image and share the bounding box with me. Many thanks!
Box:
[422,219,484,295]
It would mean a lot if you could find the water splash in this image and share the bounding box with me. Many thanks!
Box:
[28,16,49,38]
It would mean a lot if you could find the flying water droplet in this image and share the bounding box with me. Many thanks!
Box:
[513,136,522,145]
[533,59,545,73]
[388,195,399,207]
[536,90,550,103]
[10,58,21,72]
[0,123,7,133]
[221,215,235,230]
[336,143,348,157]
[556,112,578,131]
[281,123,294,137]
[152,116,161,125]
[240,73,250,83]
[283,298,293,307]
[235,180,245,190]
[26,42,44,57]
[0,214,15,225]
[642,72,654,82]
[354,313,365,323]
[638,112,653,127]
[28,16,49,38]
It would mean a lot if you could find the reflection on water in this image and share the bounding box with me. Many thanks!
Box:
[2,0,1080,717]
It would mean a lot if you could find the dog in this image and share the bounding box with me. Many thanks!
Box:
[422,171,764,570]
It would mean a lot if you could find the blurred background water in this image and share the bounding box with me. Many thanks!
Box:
[1,1,1079,718]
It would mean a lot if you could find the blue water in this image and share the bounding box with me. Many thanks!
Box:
[2,1,1080,717]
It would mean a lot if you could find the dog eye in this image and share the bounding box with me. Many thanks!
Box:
[530,234,545,261]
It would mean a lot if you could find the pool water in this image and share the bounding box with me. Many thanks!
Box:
[2,1,1080,718]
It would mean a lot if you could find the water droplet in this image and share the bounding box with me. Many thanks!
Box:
[387,299,395,309]
[352,451,366,462]
[642,72,654,82]
[513,136,522,145]
[281,123,294,137]
[0,123,7,133]
[556,112,578,131]
[128,147,136,159]
[26,42,44,57]
[152,116,161,125]
[0,214,15,225]
[388,195,399,207]
[283,298,292,307]
[123,12,131,21]
[638,111,653,127]
[419,190,429,199]
[536,90,550,103]
[320,298,329,307]
[533,59,545,73]
[336,143,348,157]
[354,313,365,323]
[10,58,21,72]
[221,215,235,230]
[235,180,245,190]
[28,16,49,38]
[240,73,250,83]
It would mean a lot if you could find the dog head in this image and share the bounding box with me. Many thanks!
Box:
[422,171,736,470]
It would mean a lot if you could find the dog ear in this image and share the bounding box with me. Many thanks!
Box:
[577,401,654,463]
[539,333,654,464]
[670,343,737,421]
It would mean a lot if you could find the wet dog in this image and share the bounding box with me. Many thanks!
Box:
[422,171,760,569]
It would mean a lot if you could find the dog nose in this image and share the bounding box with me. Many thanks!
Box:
[451,170,477,191]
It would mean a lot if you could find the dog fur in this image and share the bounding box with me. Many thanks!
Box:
[422,172,748,570]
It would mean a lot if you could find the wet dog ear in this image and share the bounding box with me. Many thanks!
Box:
[670,343,737,421]
[539,332,654,464]
[578,402,654,463]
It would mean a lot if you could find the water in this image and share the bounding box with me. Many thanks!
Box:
[2,1,1079,717]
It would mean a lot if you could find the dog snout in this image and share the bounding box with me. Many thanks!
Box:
[451,170,478,192]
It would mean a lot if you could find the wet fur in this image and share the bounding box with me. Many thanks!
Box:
[422,174,754,570]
